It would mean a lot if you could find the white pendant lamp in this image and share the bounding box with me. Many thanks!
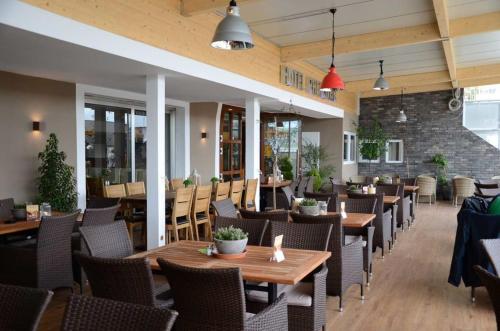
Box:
[373,60,389,90]
[211,0,254,50]
[396,88,407,123]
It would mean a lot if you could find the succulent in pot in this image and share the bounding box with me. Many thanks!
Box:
[347,185,362,194]
[299,198,319,216]
[11,204,27,221]
[214,226,248,254]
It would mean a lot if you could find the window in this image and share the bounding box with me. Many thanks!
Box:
[358,141,380,163]
[343,132,356,163]
[386,140,404,163]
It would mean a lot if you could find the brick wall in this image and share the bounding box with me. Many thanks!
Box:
[358,89,500,180]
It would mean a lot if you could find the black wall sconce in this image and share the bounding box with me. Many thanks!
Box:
[201,132,207,139]
[32,121,40,131]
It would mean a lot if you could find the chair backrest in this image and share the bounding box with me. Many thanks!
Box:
[239,209,289,223]
[332,184,348,195]
[36,211,80,289]
[481,239,500,275]
[348,175,367,185]
[211,198,238,218]
[375,184,399,196]
[80,221,133,258]
[75,253,157,306]
[473,266,500,327]
[215,181,231,201]
[243,179,258,209]
[344,195,377,214]
[157,259,246,331]
[0,284,53,331]
[452,177,475,197]
[86,197,121,209]
[170,178,184,191]
[304,192,339,212]
[269,220,333,252]
[282,186,294,207]
[125,182,146,196]
[296,176,310,198]
[61,294,178,331]
[230,179,244,206]
[192,185,211,215]
[82,205,120,227]
[288,213,340,253]
[402,178,416,186]
[215,216,269,246]
[172,186,194,219]
[104,184,127,198]
[0,198,14,221]
[417,176,437,195]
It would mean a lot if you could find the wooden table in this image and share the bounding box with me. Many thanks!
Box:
[260,180,292,189]
[331,212,375,228]
[121,191,177,208]
[0,213,83,236]
[404,185,419,193]
[130,240,330,303]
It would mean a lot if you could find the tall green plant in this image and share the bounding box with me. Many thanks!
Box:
[432,153,448,186]
[278,156,294,180]
[38,133,77,212]
[356,120,388,173]
[302,142,335,191]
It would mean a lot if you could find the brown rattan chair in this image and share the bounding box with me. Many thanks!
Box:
[215,181,231,201]
[75,253,172,308]
[0,198,14,221]
[264,186,294,210]
[378,183,411,231]
[243,178,258,211]
[481,239,500,274]
[166,186,194,243]
[79,221,133,258]
[230,179,245,208]
[214,216,269,246]
[288,214,364,312]
[61,294,178,331]
[212,198,239,218]
[170,178,184,191]
[296,176,312,198]
[247,221,331,330]
[86,197,121,209]
[452,176,475,207]
[239,209,289,223]
[332,183,348,195]
[0,211,79,290]
[473,266,500,329]
[191,185,212,241]
[0,283,53,331]
[81,205,120,227]
[157,259,288,331]
[304,191,339,212]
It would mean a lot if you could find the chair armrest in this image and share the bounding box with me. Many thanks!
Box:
[313,265,328,310]
[246,293,288,331]
[365,226,375,247]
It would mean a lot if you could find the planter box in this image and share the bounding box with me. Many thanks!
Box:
[300,205,319,216]
[214,238,248,254]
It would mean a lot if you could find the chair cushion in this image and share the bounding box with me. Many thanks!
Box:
[246,282,312,307]
[488,196,500,215]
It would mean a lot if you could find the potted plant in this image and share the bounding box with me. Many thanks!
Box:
[347,185,362,194]
[299,198,319,216]
[11,203,27,221]
[379,175,392,184]
[302,142,335,192]
[278,156,294,180]
[210,176,219,191]
[432,153,450,200]
[214,226,248,254]
[356,120,388,173]
[183,178,193,188]
[38,133,77,213]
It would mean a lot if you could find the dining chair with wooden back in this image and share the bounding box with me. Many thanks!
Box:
[416,175,437,205]
[125,181,146,196]
[452,176,475,206]
[103,184,127,198]
[191,185,212,241]
[243,179,258,211]
[215,181,231,201]
[170,178,184,191]
[167,186,194,243]
[230,179,245,208]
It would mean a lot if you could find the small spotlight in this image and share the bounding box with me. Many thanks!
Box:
[201,132,208,139]
[32,121,40,131]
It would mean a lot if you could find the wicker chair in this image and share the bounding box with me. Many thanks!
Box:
[81,205,120,227]
[157,259,288,331]
[215,181,231,201]
[416,175,436,204]
[170,178,184,191]
[374,184,399,241]
[191,185,212,241]
[0,211,79,289]
[296,176,313,198]
[167,186,194,243]
[238,209,289,246]
[332,183,348,195]
[230,179,245,208]
[79,221,133,258]
[61,294,178,331]
[452,176,475,207]
[402,178,416,186]
[86,197,121,209]
[304,192,339,212]
[75,253,172,308]
[473,266,500,329]
[264,185,294,211]
[279,216,363,312]
[212,198,239,218]
[481,239,500,274]
[378,182,411,231]
[0,283,53,331]
[243,178,258,211]
[0,197,14,221]
[215,216,269,246]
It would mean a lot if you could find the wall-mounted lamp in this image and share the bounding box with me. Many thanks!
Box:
[32,121,40,131]
[201,132,208,139]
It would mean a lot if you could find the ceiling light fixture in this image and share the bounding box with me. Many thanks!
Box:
[373,60,389,90]
[211,0,254,50]
[320,8,344,98]
[396,88,407,123]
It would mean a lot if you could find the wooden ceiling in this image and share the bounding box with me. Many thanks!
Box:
[181,0,500,97]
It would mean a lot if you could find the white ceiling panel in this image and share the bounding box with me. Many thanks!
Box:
[454,30,500,68]
[448,0,500,19]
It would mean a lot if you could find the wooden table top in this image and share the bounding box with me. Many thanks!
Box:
[260,180,292,189]
[121,191,177,202]
[478,187,500,198]
[0,213,83,236]
[328,212,376,228]
[339,194,400,205]
[129,240,330,285]
[404,186,419,192]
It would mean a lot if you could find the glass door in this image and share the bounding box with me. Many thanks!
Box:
[220,105,244,181]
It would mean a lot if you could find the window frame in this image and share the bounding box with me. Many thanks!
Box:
[343,131,357,164]
[385,139,404,164]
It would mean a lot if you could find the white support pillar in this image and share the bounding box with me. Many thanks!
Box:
[146,74,166,249]
[174,105,190,178]
[75,85,86,210]
[245,98,261,211]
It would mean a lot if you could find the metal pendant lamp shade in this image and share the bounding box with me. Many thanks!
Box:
[396,88,407,123]
[320,9,344,94]
[211,0,254,50]
[373,60,389,90]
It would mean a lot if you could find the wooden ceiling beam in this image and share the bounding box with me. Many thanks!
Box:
[457,63,500,81]
[432,0,458,88]
[345,71,451,92]
[361,82,452,98]
[458,76,500,88]
[180,0,253,16]
[450,11,500,37]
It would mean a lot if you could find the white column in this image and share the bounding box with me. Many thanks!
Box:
[245,98,261,211]
[174,105,190,178]
[75,85,86,210]
[146,74,166,249]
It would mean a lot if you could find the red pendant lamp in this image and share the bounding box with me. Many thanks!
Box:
[320,9,344,98]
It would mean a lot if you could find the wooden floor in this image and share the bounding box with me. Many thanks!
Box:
[38,202,496,330]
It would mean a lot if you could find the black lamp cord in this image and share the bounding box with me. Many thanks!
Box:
[400,88,404,111]
[379,60,384,76]
[230,0,237,6]
[330,8,337,68]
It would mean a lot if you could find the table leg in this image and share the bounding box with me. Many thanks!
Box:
[267,283,278,304]
[411,192,417,224]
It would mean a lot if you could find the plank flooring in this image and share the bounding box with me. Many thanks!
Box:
[38,202,497,330]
